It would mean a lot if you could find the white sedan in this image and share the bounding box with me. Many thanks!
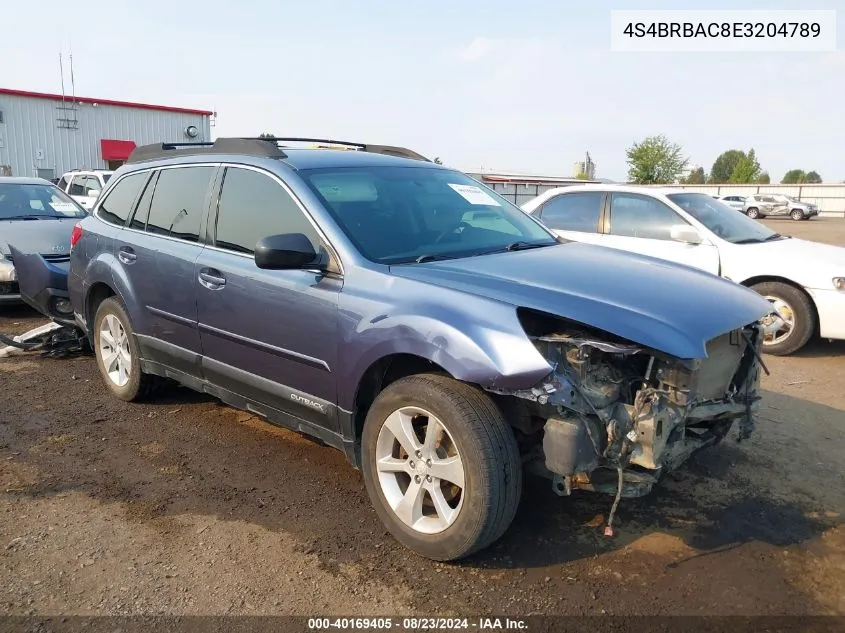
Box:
[521,184,845,355]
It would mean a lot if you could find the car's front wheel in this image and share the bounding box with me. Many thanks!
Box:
[361,374,522,561]
[752,281,815,355]
[790,209,805,221]
[93,297,156,401]
[746,207,760,219]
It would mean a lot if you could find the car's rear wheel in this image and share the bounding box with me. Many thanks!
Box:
[790,209,805,221]
[752,281,815,355]
[746,207,760,219]
[93,297,156,401]
[361,374,522,561]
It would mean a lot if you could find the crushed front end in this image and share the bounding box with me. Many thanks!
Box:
[488,310,766,506]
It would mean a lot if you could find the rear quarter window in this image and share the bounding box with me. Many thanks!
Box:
[97,172,148,226]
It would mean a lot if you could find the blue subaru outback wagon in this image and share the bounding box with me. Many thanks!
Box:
[21,137,772,560]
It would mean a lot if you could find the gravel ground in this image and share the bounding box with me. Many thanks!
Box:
[0,218,843,617]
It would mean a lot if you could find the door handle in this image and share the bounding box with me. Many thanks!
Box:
[118,247,137,264]
[198,269,226,290]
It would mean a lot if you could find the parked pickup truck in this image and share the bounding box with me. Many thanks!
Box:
[56,170,114,211]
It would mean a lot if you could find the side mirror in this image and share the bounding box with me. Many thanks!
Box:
[254,233,320,270]
[670,224,703,245]
[88,190,101,198]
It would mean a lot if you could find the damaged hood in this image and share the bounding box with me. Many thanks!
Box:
[390,242,771,360]
[0,218,76,257]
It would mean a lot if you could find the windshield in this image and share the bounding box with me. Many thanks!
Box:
[301,166,558,264]
[667,193,779,244]
[0,183,87,220]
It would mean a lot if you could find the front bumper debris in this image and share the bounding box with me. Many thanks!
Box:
[490,322,765,502]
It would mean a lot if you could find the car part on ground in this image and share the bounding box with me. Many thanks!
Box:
[0,320,88,359]
[11,139,774,561]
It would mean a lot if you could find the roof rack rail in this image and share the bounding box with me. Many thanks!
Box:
[243,137,432,163]
[126,136,430,165]
[127,138,288,164]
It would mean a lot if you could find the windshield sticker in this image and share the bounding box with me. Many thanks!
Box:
[448,183,501,206]
[50,203,79,212]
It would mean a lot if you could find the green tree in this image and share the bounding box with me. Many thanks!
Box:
[781,169,807,184]
[433,156,443,165]
[709,149,745,183]
[729,149,761,183]
[805,170,822,183]
[575,166,590,180]
[757,171,771,184]
[682,166,706,184]
[625,134,688,184]
[258,132,275,139]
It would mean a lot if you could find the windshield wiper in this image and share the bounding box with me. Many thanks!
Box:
[504,241,553,251]
[733,238,764,244]
[764,233,786,241]
[414,254,454,263]
[0,214,59,221]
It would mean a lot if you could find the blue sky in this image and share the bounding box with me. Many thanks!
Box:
[2,0,843,181]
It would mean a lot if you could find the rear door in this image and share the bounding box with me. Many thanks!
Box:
[598,192,720,274]
[115,164,218,376]
[533,191,607,246]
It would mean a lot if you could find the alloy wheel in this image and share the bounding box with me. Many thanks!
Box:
[98,314,132,387]
[761,296,795,346]
[375,406,465,534]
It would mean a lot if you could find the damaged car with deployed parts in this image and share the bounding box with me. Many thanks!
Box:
[7,137,775,561]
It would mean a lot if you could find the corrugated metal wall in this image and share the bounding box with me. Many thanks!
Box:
[0,93,211,178]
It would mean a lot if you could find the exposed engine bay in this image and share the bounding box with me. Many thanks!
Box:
[488,309,766,527]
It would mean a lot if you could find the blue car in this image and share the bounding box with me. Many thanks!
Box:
[14,137,772,561]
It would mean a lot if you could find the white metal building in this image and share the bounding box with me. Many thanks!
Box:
[0,88,213,180]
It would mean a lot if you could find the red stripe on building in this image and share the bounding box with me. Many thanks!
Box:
[0,87,213,116]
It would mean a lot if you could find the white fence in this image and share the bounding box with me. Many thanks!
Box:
[647,183,845,217]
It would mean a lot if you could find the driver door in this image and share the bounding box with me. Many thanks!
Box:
[194,165,342,433]
[599,192,720,274]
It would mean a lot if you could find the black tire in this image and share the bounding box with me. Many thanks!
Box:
[93,297,156,401]
[361,373,522,561]
[746,207,760,219]
[751,281,815,356]
[790,209,805,221]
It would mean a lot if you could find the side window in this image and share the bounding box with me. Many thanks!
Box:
[57,177,69,191]
[539,192,604,232]
[83,177,101,196]
[129,171,158,231]
[69,175,86,196]
[97,171,147,226]
[214,167,320,255]
[609,193,685,240]
[145,166,215,242]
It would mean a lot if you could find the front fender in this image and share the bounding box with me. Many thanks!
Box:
[336,298,553,411]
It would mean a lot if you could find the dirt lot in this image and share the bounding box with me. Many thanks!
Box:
[1,217,844,618]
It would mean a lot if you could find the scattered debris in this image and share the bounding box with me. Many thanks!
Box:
[0,322,89,359]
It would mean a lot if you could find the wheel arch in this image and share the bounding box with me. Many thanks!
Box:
[352,353,451,442]
[84,282,116,339]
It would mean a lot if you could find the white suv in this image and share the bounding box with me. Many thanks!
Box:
[56,170,114,210]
